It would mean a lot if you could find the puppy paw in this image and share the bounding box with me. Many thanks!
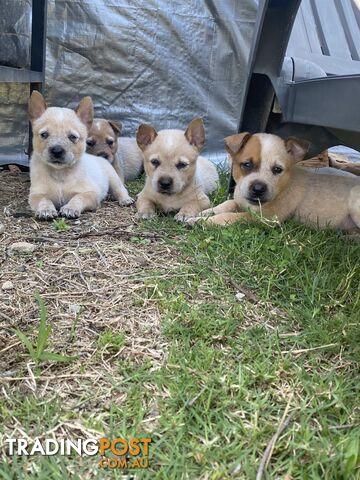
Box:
[35,207,58,220]
[119,197,135,207]
[185,216,204,226]
[174,212,196,222]
[60,205,80,219]
[198,208,215,217]
[136,211,156,220]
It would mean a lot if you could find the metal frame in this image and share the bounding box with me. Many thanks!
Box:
[229,0,360,195]
[0,0,47,164]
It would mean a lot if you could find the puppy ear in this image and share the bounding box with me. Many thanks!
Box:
[285,137,309,162]
[184,117,205,151]
[75,96,94,132]
[28,91,47,122]
[224,132,251,155]
[136,124,158,151]
[108,120,122,137]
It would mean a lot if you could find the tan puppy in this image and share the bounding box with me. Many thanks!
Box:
[193,132,360,230]
[28,92,133,219]
[135,118,219,221]
[86,118,143,182]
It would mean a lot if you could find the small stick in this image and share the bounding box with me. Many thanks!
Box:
[209,266,259,303]
[185,386,207,407]
[228,277,259,303]
[24,226,162,243]
[329,423,359,430]
[209,266,287,316]
[281,343,338,354]
[69,227,161,240]
[256,395,293,480]
[0,373,97,382]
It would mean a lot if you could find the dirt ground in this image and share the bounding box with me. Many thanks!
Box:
[0,168,176,444]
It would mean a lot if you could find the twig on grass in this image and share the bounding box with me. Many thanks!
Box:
[0,373,98,382]
[281,343,338,355]
[25,226,162,243]
[0,341,21,354]
[209,266,259,303]
[185,386,207,407]
[68,227,162,240]
[329,423,360,430]
[0,311,13,322]
[256,394,294,480]
[209,266,288,317]
[228,277,260,303]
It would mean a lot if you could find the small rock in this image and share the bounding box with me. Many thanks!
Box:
[235,292,246,302]
[2,281,14,291]
[69,304,81,315]
[8,242,36,255]
[0,223,5,234]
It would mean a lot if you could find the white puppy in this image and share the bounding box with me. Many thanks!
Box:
[28,92,133,219]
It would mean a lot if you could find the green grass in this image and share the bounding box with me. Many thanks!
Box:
[97,330,125,352]
[52,218,71,232]
[15,291,77,364]
[1,174,359,479]
[135,214,359,479]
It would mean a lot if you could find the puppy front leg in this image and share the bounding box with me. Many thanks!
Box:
[199,199,239,217]
[60,192,99,218]
[112,157,125,183]
[136,195,156,220]
[175,194,210,222]
[30,194,58,220]
[109,171,134,206]
[205,211,254,226]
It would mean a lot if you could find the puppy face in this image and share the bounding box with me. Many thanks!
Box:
[86,119,122,164]
[136,118,205,195]
[225,132,308,208]
[28,91,93,169]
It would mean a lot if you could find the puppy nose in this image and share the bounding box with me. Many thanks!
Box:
[158,177,173,190]
[97,152,109,160]
[251,182,267,197]
[50,145,65,158]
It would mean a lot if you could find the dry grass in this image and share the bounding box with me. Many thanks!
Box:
[0,169,176,447]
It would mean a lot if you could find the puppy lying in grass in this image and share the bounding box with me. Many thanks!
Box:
[28,92,134,219]
[135,118,219,221]
[86,118,144,182]
[191,132,360,230]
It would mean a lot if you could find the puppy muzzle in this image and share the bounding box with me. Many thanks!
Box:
[157,176,174,195]
[247,181,269,204]
[96,151,110,160]
[49,145,66,164]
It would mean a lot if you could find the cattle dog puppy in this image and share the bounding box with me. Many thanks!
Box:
[86,118,144,182]
[135,118,219,222]
[192,132,360,230]
[28,92,133,219]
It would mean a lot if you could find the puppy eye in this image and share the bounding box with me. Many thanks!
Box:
[40,131,49,139]
[272,165,283,175]
[176,161,188,170]
[106,139,114,147]
[68,134,78,143]
[151,158,160,167]
[86,139,95,147]
[241,160,253,170]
